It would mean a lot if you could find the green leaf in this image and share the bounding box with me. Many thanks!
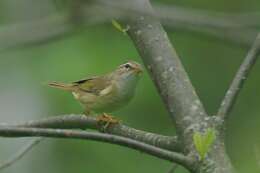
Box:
[204,128,216,153]
[111,19,128,34]
[193,131,204,159]
[193,128,216,160]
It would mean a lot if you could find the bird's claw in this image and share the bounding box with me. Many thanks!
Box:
[97,113,120,132]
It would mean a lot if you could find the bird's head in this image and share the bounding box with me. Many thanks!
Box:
[112,61,143,80]
[110,61,143,95]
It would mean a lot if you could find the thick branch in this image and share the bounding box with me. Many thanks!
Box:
[6,114,180,152]
[125,1,236,172]
[217,33,260,120]
[126,0,208,151]
[0,126,194,170]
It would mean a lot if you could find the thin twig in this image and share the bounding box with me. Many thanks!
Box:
[0,126,194,170]
[0,14,71,52]
[0,9,111,52]
[217,33,260,120]
[0,2,258,52]
[6,114,180,151]
[0,114,181,171]
[167,163,178,173]
[0,138,43,170]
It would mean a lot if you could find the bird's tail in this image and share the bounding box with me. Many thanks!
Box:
[48,82,75,91]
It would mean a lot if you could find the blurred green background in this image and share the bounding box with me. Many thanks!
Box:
[0,0,260,173]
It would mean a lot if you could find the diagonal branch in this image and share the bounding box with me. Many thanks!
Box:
[124,0,235,171]
[0,126,194,170]
[0,138,43,170]
[126,0,208,151]
[217,33,260,121]
[100,0,257,46]
[4,114,180,152]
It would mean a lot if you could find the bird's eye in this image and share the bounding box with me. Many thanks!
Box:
[124,63,131,69]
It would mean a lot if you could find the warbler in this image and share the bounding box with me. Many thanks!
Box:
[48,61,143,123]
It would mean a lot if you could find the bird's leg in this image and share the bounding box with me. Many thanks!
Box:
[97,113,120,132]
[83,109,91,116]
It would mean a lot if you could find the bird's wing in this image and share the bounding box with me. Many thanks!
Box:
[72,76,112,96]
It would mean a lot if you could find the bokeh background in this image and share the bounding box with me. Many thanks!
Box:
[0,0,260,173]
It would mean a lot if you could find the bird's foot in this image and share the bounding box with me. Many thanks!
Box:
[83,110,91,116]
[98,113,120,123]
[97,113,120,132]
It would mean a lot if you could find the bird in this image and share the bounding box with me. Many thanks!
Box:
[48,61,143,124]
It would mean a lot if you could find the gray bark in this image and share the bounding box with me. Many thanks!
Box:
[126,0,234,172]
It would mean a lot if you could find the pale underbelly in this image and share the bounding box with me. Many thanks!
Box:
[72,91,133,113]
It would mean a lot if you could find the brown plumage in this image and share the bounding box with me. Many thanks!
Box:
[48,61,143,114]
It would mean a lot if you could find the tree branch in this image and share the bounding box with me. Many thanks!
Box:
[126,0,208,151]
[0,6,111,52]
[217,33,260,121]
[125,1,235,172]
[101,0,257,46]
[0,2,258,52]
[0,14,71,52]
[167,163,178,173]
[0,126,194,170]
[3,114,180,152]
[0,138,43,170]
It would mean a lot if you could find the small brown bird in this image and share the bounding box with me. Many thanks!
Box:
[48,61,143,123]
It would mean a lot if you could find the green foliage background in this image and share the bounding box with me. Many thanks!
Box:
[0,0,260,173]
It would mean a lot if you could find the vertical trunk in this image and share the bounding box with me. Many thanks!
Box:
[195,140,234,173]
[125,0,235,172]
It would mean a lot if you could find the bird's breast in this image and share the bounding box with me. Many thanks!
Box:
[72,75,139,113]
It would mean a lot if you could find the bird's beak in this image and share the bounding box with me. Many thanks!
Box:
[134,67,143,75]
